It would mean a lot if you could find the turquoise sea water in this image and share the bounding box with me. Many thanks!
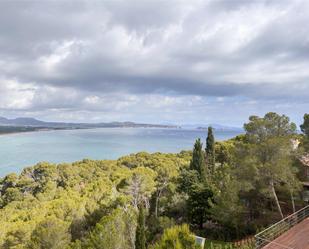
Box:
[0,128,242,177]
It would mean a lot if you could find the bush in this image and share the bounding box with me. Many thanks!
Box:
[150,224,200,249]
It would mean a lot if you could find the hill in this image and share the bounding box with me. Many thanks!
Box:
[0,116,178,134]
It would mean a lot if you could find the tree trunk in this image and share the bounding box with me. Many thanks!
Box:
[155,190,161,218]
[290,190,296,213]
[200,216,204,230]
[270,180,284,219]
[155,181,167,217]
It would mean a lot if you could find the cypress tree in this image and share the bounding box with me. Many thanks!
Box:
[186,139,214,229]
[206,127,215,174]
[190,138,206,180]
[135,207,146,249]
[300,114,309,150]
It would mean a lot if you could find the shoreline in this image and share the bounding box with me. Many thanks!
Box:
[0,129,241,177]
[0,127,85,136]
[0,126,182,137]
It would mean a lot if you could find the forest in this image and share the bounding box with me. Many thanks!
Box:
[0,112,309,249]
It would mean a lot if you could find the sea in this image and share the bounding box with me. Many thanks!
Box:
[0,128,242,177]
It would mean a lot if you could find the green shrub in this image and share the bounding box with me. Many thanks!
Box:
[150,224,200,249]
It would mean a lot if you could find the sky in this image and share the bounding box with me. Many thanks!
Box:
[0,0,308,127]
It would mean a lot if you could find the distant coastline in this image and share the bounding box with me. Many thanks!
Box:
[0,126,84,135]
[0,125,179,136]
[0,116,181,135]
[0,116,243,135]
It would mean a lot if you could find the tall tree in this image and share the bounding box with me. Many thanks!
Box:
[119,167,157,209]
[241,112,298,219]
[152,164,178,218]
[190,138,206,180]
[135,207,146,249]
[206,127,215,174]
[300,113,309,150]
[209,164,242,233]
[244,112,296,142]
[187,182,213,229]
[182,139,214,228]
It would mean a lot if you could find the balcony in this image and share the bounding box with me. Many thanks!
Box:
[255,205,309,249]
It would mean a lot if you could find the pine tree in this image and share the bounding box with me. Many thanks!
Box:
[241,112,298,219]
[190,138,206,180]
[300,113,309,150]
[206,127,215,174]
[135,207,146,249]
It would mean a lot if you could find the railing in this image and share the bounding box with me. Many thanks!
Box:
[255,205,309,248]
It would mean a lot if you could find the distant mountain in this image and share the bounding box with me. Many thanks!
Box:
[181,123,243,132]
[0,117,58,127]
[7,117,46,126]
[0,116,243,134]
[0,116,177,130]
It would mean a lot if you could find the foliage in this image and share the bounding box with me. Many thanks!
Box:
[180,139,214,229]
[206,127,215,173]
[209,164,242,232]
[187,182,213,229]
[147,216,175,243]
[27,216,71,249]
[300,113,309,150]
[215,141,234,166]
[149,224,199,249]
[190,139,206,181]
[244,112,296,143]
[0,152,191,248]
[135,207,146,249]
[239,112,299,219]
[70,208,136,249]
[118,167,157,209]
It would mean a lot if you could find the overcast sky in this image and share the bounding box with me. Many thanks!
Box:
[0,0,308,126]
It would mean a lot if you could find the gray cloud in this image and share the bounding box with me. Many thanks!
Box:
[0,0,308,125]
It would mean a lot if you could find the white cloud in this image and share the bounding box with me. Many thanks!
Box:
[38,40,76,72]
[0,79,35,109]
[0,0,308,125]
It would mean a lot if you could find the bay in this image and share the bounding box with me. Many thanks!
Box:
[0,128,242,176]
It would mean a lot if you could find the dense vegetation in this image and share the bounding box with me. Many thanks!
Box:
[0,112,308,249]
